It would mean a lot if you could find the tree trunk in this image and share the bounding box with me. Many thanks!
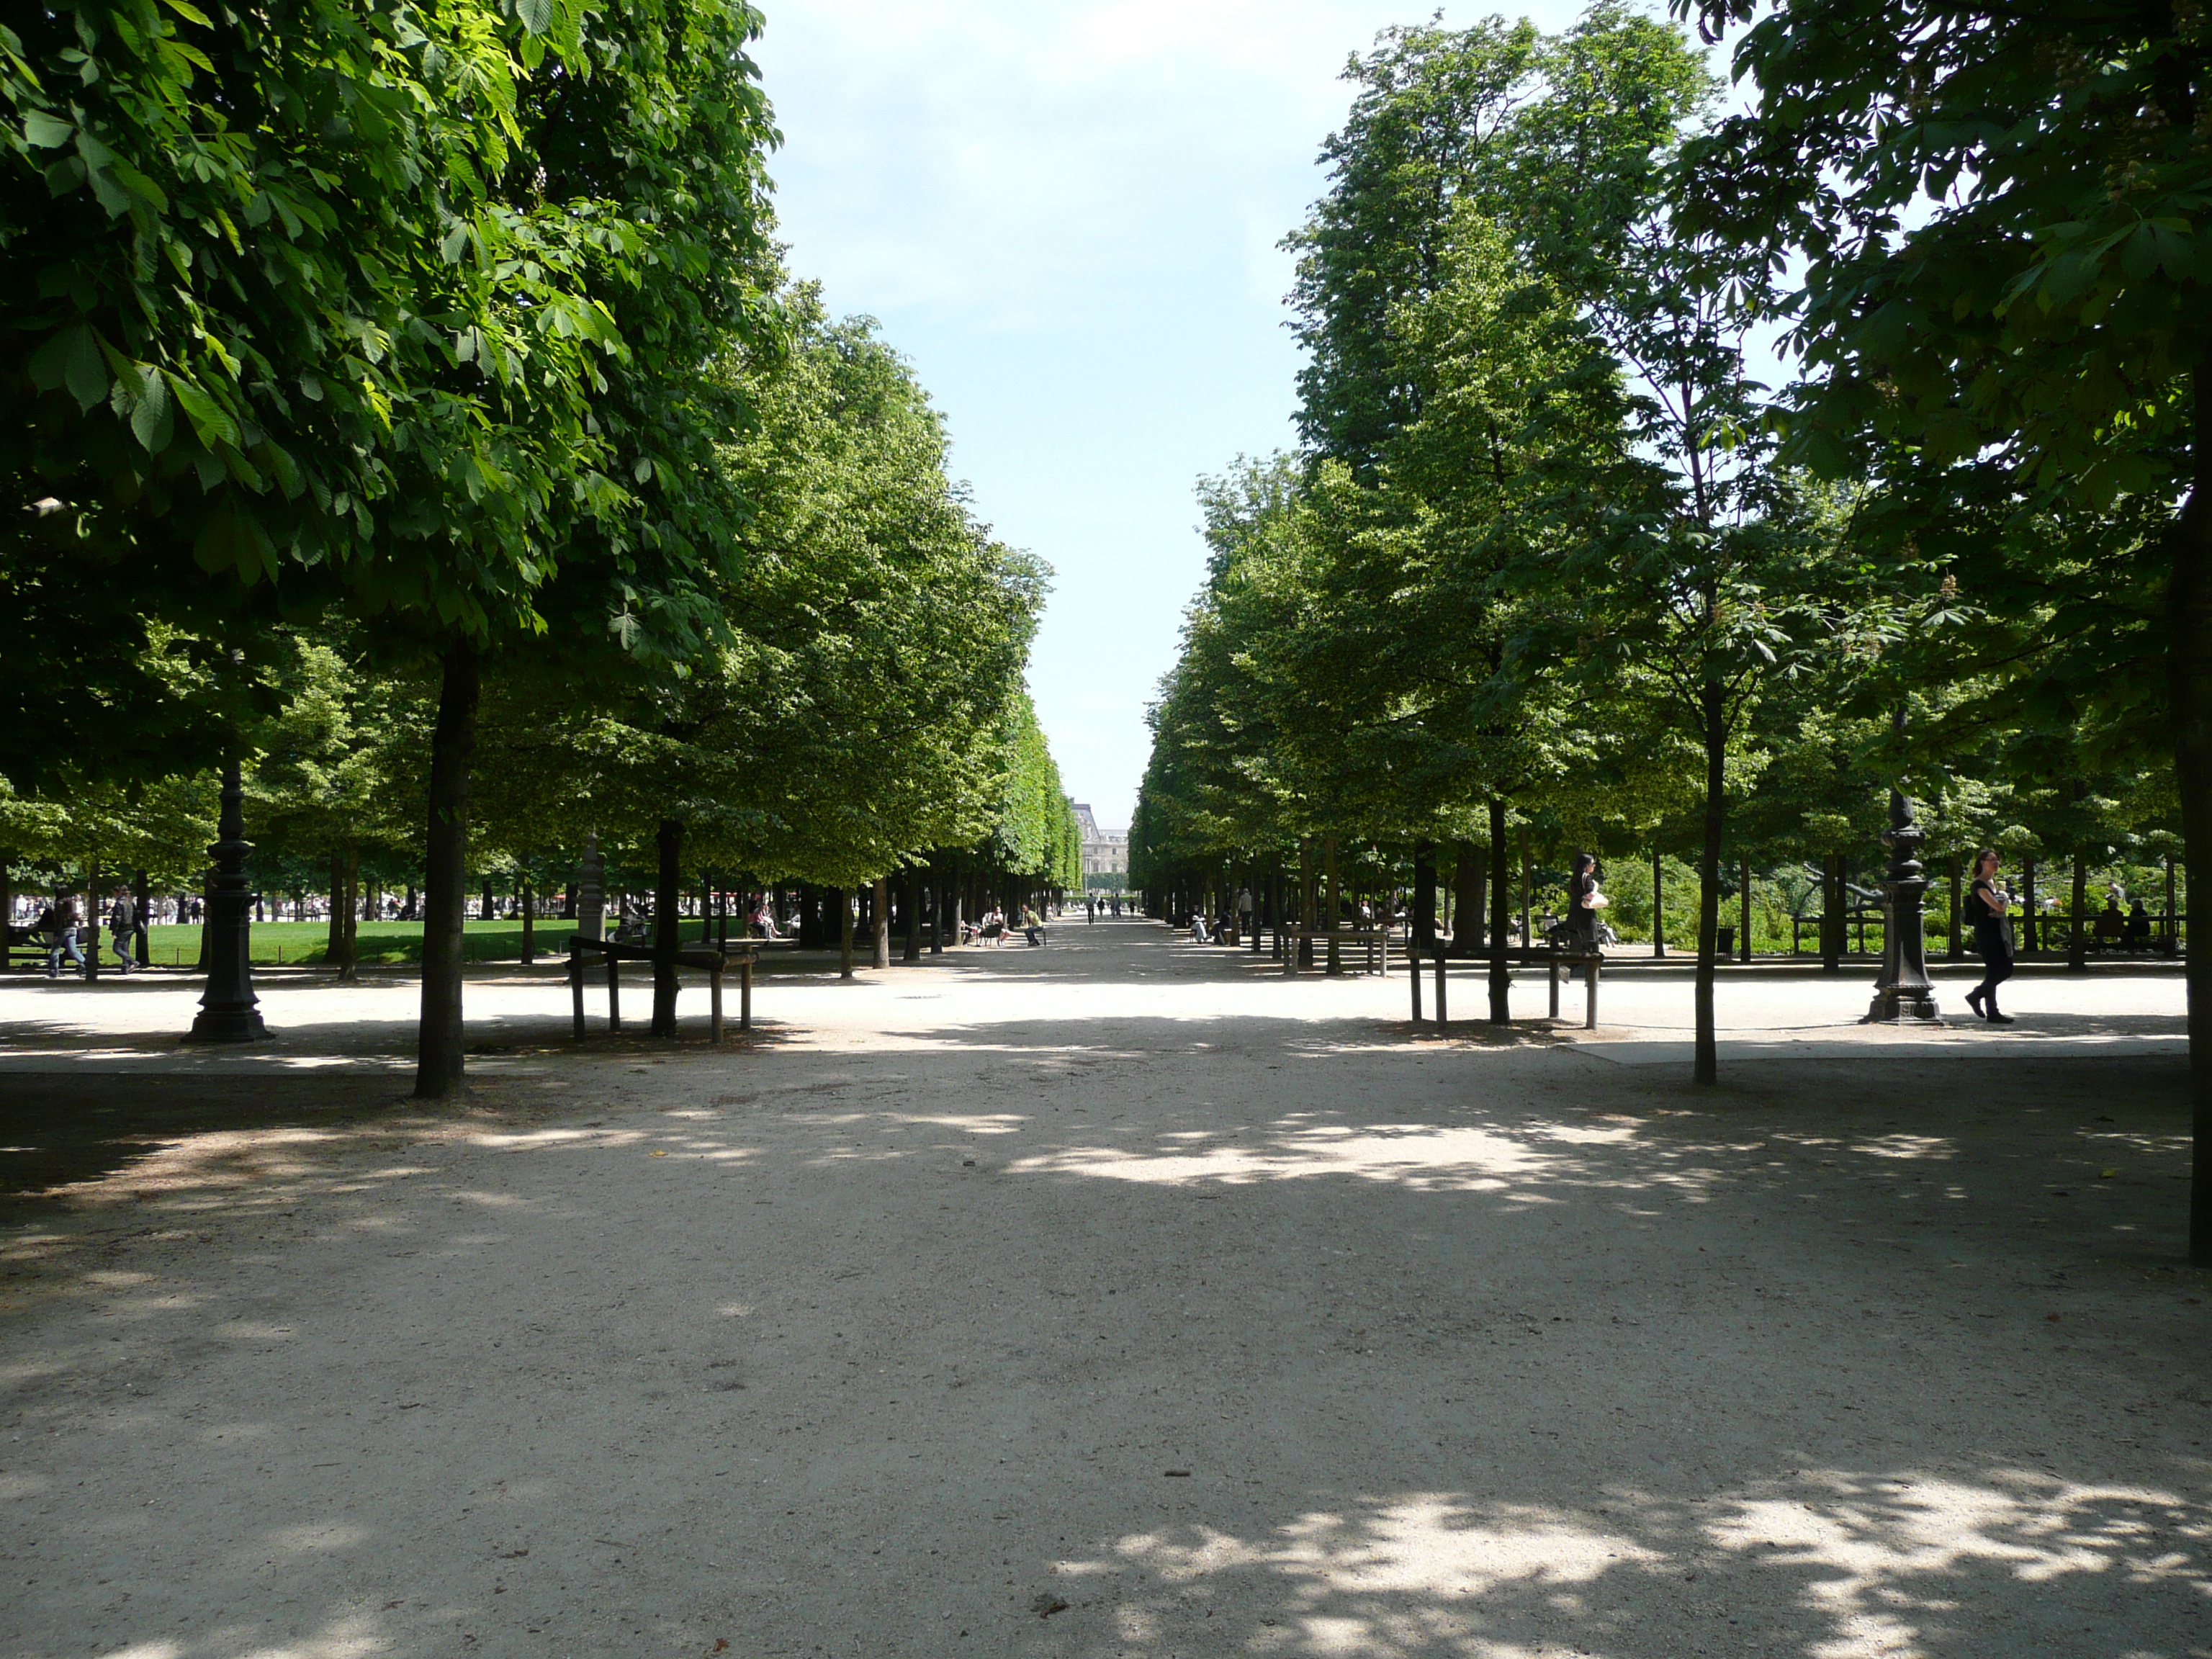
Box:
[904,866,923,963]
[2022,857,2039,953]
[1948,855,1964,961]
[0,860,10,971]
[1519,827,1532,951]
[1653,848,1666,958]
[652,817,682,1037]
[1822,853,1843,972]
[2069,844,2089,971]
[1413,840,1437,955]
[1298,840,1315,968]
[1488,802,1511,1022]
[1452,839,1481,954]
[84,860,100,981]
[873,876,892,969]
[413,642,479,1100]
[839,889,855,979]
[930,860,947,953]
[2169,363,2211,1263]
[520,866,535,966]
[1694,688,1726,1086]
[1739,853,1752,963]
[342,850,359,979]
[1324,835,1341,974]
[328,848,348,971]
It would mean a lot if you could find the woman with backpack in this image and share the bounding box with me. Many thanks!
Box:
[1964,848,2016,1024]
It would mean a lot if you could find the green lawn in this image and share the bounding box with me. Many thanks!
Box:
[133,918,723,968]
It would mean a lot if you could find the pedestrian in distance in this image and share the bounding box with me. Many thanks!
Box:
[1964,848,2016,1024]
[1566,853,1603,950]
[107,886,138,974]
[2125,899,2153,951]
[42,898,86,979]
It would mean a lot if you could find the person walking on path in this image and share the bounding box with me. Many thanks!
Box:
[1965,848,2016,1024]
[42,898,85,979]
[1565,853,1603,951]
[107,887,138,974]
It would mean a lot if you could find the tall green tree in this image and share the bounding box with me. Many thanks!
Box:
[4,0,782,1093]
[1676,0,2210,1252]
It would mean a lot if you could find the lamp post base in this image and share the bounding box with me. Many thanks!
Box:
[1863,986,1942,1024]
[184,1006,269,1043]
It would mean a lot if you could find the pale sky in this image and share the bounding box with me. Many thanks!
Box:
[754,1,1598,835]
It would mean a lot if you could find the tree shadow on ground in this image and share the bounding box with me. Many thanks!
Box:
[1025,1470,2212,1657]
[5,1004,2206,1658]
[0,1071,414,1218]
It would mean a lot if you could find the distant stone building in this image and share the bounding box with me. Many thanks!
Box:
[1072,803,1128,889]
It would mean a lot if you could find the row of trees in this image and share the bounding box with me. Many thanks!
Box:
[1130,2,2205,1251]
[2,0,1077,1088]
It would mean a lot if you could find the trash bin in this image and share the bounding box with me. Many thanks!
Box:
[1716,925,1735,956]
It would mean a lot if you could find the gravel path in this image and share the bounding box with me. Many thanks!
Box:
[2,919,2206,1658]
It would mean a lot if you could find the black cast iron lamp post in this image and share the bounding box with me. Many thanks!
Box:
[186,757,269,1043]
[1866,770,1941,1024]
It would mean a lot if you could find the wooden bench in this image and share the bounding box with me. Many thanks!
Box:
[567,935,757,1043]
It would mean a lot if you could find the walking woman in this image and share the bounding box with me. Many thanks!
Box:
[1965,848,2015,1024]
[1566,853,1601,950]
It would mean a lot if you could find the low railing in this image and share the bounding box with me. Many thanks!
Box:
[567,935,757,1043]
[1269,926,1392,976]
[1404,941,1604,1029]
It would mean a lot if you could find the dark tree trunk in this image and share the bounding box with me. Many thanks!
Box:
[1519,827,1532,950]
[652,817,682,1037]
[1740,854,1753,963]
[873,876,892,969]
[1413,840,1437,954]
[328,848,347,971]
[1488,802,1511,1022]
[414,643,479,1100]
[2022,857,2039,953]
[1948,855,1964,961]
[520,867,535,966]
[342,850,359,979]
[1822,853,1843,971]
[0,860,9,971]
[1452,840,1481,954]
[2069,845,2089,971]
[1694,687,1726,1086]
[84,860,99,981]
[838,889,855,979]
[904,866,922,963]
[1324,836,1341,974]
[1653,848,1666,958]
[2169,364,2211,1263]
[1298,840,1314,968]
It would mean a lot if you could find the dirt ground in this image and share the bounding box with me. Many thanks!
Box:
[1,919,2206,1659]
